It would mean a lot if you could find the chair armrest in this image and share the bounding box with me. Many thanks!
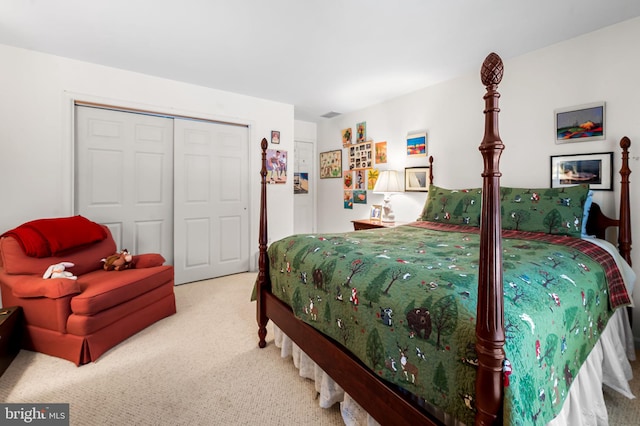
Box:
[2,274,81,299]
[132,253,166,269]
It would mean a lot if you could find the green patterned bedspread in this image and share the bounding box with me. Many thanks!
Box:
[266,222,629,425]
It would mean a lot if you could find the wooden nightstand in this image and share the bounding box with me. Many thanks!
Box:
[0,306,22,376]
[351,219,406,230]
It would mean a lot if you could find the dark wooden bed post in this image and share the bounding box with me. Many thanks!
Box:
[618,137,633,327]
[257,137,270,348]
[475,52,506,425]
[618,136,632,266]
[428,155,434,184]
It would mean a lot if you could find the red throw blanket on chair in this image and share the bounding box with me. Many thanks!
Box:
[1,216,107,258]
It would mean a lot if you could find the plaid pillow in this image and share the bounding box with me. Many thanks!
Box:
[420,185,483,227]
[500,184,590,237]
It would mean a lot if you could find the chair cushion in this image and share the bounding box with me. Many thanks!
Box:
[70,266,174,315]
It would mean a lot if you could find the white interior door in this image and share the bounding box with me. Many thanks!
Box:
[173,118,249,284]
[294,140,315,234]
[75,106,174,262]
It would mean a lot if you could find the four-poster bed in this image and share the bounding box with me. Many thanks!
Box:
[255,53,634,425]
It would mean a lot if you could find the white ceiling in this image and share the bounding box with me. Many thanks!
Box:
[2,0,640,122]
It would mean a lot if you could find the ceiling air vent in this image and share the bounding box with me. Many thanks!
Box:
[321,111,341,119]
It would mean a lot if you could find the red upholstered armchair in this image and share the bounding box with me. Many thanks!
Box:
[0,217,176,365]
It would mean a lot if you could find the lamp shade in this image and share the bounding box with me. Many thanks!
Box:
[373,170,402,193]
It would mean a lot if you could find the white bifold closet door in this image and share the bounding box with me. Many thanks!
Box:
[75,106,174,264]
[75,106,249,285]
[173,118,249,284]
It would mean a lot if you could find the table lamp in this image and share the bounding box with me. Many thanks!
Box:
[373,170,402,222]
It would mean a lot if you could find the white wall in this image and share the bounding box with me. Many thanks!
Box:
[0,43,295,272]
[317,17,640,344]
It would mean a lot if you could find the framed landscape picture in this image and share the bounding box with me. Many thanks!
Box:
[555,102,605,143]
[550,152,613,190]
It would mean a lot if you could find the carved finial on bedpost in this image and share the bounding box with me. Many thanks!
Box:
[480,52,504,86]
[476,52,506,426]
[618,137,632,266]
[257,137,270,348]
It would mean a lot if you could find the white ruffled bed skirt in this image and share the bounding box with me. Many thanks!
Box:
[272,308,635,426]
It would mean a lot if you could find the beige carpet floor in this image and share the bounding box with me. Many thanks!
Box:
[0,273,342,425]
[0,272,637,425]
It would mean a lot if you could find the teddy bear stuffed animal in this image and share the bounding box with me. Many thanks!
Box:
[43,262,77,280]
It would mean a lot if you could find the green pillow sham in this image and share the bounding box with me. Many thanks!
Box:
[500,184,590,237]
[420,185,483,227]
[419,184,590,237]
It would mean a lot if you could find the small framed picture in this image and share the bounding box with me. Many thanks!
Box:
[370,204,382,221]
[356,121,366,143]
[375,141,387,164]
[271,130,281,144]
[407,132,427,157]
[555,102,605,144]
[404,167,430,192]
[342,128,353,146]
[550,152,613,190]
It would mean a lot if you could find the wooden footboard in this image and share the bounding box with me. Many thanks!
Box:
[256,53,633,425]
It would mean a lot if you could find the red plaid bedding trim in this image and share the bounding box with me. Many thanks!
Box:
[406,222,631,309]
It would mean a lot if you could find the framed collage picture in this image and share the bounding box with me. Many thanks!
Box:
[348,142,373,170]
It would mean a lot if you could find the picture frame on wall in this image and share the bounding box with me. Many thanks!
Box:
[271,130,280,144]
[367,168,379,190]
[550,152,613,190]
[375,141,387,164]
[293,172,308,194]
[356,121,366,143]
[342,128,352,146]
[555,102,605,144]
[404,167,430,192]
[266,149,287,184]
[348,142,373,170]
[319,149,342,179]
[406,132,427,157]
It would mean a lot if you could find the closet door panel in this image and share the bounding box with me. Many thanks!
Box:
[75,106,174,262]
[173,119,249,284]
